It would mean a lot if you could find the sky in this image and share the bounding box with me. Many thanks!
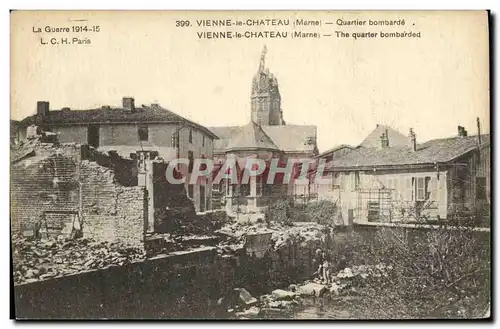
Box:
[11,10,490,152]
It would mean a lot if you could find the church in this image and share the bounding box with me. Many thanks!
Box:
[209,46,319,215]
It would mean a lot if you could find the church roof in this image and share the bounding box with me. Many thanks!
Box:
[224,121,280,152]
[209,123,317,155]
[263,125,317,153]
[359,124,408,148]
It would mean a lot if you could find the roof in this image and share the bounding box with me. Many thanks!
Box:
[17,105,219,139]
[263,125,317,154]
[209,124,317,154]
[359,124,408,148]
[326,135,490,171]
[209,126,242,152]
[225,121,279,152]
[317,144,356,158]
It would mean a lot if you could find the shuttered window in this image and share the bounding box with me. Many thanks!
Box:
[354,172,360,190]
[405,178,413,201]
[429,177,437,201]
[393,177,400,199]
[416,177,426,201]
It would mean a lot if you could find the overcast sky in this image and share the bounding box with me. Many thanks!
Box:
[11,11,489,151]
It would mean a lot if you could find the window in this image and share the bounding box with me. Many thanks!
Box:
[202,135,205,147]
[414,177,431,202]
[340,173,347,191]
[189,129,193,144]
[138,124,148,141]
[476,177,487,200]
[406,178,413,201]
[171,132,179,148]
[305,137,315,145]
[353,172,360,190]
[188,151,194,173]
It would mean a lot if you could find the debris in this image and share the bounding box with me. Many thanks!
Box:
[12,235,146,285]
[259,307,289,316]
[297,283,327,297]
[235,306,260,318]
[329,283,341,295]
[268,300,299,309]
[236,288,257,306]
[271,289,296,301]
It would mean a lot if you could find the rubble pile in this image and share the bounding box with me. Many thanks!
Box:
[12,235,146,285]
[216,221,330,251]
[270,222,329,250]
[230,263,394,319]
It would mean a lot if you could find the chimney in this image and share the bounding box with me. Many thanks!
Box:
[36,101,49,119]
[122,97,135,111]
[408,128,417,152]
[458,125,468,137]
[380,132,389,149]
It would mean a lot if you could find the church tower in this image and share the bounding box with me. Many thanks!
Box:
[251,46,285,126]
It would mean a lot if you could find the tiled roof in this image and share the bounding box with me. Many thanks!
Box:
[18,105,218,139]
[326,135,490,170]
[225,121,279,152]
[359,124,408,148]
[317,144,356,158]
[209,124,317,154]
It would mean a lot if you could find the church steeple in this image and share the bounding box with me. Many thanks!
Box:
[251,45,284,126]
[259,45,267,72]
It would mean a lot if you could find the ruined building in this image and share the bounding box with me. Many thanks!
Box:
[14,98,219,213]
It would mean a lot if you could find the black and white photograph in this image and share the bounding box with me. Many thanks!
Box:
[9,10,491,320]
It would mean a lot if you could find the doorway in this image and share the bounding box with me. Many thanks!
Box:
[87,124,100,148]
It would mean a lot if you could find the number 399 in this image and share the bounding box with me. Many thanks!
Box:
[176,20,191,27]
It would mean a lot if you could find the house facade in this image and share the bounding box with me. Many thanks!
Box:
[16,98,219,213]
[319,126,490,225]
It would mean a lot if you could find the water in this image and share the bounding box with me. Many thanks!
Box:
[290,297,360,319]
[231,296,363,320]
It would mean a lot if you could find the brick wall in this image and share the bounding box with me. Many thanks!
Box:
[78,160,146,249]
[10,143,81,234]
[11,143,146,249]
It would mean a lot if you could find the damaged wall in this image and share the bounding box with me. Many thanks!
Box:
[11,143,146,249]
[79,160,146,249]
[10,144,81,235]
